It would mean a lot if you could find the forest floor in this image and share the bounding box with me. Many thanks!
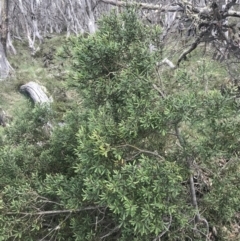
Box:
[0,36,78,124]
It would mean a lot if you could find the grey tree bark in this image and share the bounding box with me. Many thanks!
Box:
[0,0,239,79]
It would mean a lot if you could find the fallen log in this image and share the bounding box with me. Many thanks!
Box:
[20,81,53,104]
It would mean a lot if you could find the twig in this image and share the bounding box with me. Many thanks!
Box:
[39,213,71,241]
[152,84,165,98]
[192,223,210,241]
[153,215,172,241]
[100,225,121,240]
[117,144,164,160]
[7,206,104,216]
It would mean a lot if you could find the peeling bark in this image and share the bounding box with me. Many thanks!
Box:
[1,0,9,56]
[0,41,13,79]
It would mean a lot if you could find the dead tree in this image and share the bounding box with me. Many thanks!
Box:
[0,0,239,76]
[0,0,9,56]
[100,0,240,65]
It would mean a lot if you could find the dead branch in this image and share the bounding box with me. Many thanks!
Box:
[224,10,240,18]
[117,143,165,160]
[225,0,237,12]
[177,38,201,66]
[158,58,176,69]
[7,205,104,216]
[39,213,71,241]
[152,84,165,98]
[152,215,172,241]
[177,26,211,66]
[20,81,53,104]
[100,225,121,240]
[100,0,183,11]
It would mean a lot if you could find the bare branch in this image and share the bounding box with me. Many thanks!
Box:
[152,84,165,98]
[177,39,201,66]
[100,225,121,240]
[224,0,237,12]
[7,206,104,216]
[100,0,183,11]
[152,215,172,241]
[189,172,201,221]
[39,213,71,241]
[117,144,165,160]
[224,10,240,18]
[158,58,176,69]
[177,25,212,66]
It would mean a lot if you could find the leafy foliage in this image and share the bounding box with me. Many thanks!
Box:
[1,7,240,241]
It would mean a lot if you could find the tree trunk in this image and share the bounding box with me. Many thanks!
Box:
[1,0,8,57]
